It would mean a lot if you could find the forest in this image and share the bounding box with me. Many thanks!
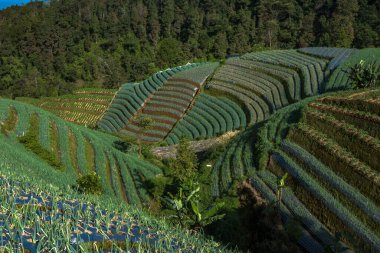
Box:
[0,0,379,98]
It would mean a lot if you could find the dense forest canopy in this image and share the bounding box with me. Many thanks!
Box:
[0,0,379,98]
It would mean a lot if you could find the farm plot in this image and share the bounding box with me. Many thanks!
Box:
[17,88,116,127]
[0,99,162,207]
[98,63,201,133]
[324,48,380,92]
[165,94,246,144]
[0,176,232,253]
[119,63,219,143]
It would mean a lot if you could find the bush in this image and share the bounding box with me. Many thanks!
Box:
[347,60,380,89]
[76,172,103,195]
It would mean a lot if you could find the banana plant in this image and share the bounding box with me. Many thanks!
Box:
[163,181,224,230]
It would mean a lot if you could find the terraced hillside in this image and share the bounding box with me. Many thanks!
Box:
[121,63,219,142]
[97,63,202,134]
[17,88,116,128]
[0,99,161,207]
[165,94,246,144]
[252,89,380,253]
[298,47,357,71]
[167,49,331,143]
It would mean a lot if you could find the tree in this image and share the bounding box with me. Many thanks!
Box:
[171,138,198,182]
[132,115,154,158]
[156,38,183,68]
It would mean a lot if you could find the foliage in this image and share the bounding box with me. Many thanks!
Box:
[18,113,64,171]
[0,1,379,97]
[132,115,154,157]
[0,106,17,135]
[162,180,225,230]
[75,171,103,195]
[170,138,198,182]
[347,60,380,88]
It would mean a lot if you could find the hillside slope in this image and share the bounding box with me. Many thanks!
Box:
[17,88,117,128]
[217,88,380,252]
[0,99,161,207]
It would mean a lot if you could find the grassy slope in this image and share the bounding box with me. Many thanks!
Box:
[0,98,161,207]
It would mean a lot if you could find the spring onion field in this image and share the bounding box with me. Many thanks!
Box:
[17,88,117,128]
[2,47,380,252]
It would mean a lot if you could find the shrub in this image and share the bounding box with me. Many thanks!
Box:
[347,60,380,89]
[76,172,103,195]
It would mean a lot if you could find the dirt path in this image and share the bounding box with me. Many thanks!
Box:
[151,130,240,159]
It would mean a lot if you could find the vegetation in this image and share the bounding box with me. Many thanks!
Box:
[347,60,380,88]
[18,113,64,171]
[17,88,116,128]
[0,175,234,252]
[0,0,378,97]
[76,171,103,195]
[0,99,162,207]
[1,44,380,253]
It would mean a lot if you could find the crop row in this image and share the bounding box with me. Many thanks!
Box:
[271,151,380,252]
[304,109,380,169]
[172,62,219,84]
[213,72,276,114]
[1,99,162,207]
[252,171,346,253]
[298,47,356,70]
[210,128,255,197]
[288,124,380,205]
[242,50,327,96]
[325,48,380,91]
[123,64,219,142]
[280,141,380,227]
[309,102,380,139]
[316,96,380,116]
[208,80,263,124]
[0,175,227,252]
[221,64,290,108]
[98,63,201,133]
[165,94,246,144]
[227,59,302,101]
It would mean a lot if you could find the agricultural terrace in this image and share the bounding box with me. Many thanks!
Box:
[256,89,380,252]
[298,47,357,70]
[97,63,203,134]
[0,177,235,253]
[325,48,380,91]
[165,94,246,144]
[0,99,162,207]
[105,63,219,143]
[17,88,116,128]
[205,50,330,127]
[209,89,380,252]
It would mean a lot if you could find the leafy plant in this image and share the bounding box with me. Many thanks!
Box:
[162,181,225,230]
[347,60,380,88]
